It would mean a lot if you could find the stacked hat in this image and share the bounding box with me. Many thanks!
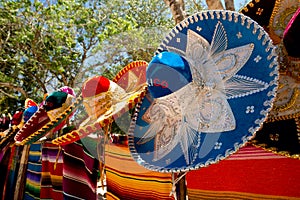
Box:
[252,8,300,158]
[23,99,38,122]
[240,0,299,45]
[52,61,148,146]
[0,100,34,148]
[11,108,24,127]
[240,0,276,28]
[14,87,76,145]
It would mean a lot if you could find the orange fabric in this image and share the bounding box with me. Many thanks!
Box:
[105,144,174,200]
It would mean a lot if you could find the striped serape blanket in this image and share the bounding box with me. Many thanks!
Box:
[63,141,99,200]
[40,141,63,199]
[105,144,174,200]
[24,143,42,200]
[186,143,300,200]
[2,145,23,200]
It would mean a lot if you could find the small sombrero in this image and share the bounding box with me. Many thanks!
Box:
[251,7,300,158]
[52,61,148,146]
[0,107,25,149]
[23,98,38,122]
[14,87,76,145]
[128,10,279,172]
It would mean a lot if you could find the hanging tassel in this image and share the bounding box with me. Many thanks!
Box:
[98,124,111,190]
[54,145,62,170]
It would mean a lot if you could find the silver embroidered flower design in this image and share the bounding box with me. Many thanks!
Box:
[246,106,255,114]
[137,21,269,165]
[214,142,222,150]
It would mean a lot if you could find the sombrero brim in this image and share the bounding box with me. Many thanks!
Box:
[17,95,82,145]
[239,0,276,27]
[268,0,300,42]
[0,126,19,149]
[251,117,300,159]
[251,8,300,159]
[128,10,279,172]
[52,61,148,146]
[14,107,50,145]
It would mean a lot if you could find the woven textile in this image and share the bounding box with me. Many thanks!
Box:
[40,141,63,200]
[63,141,99,200]
[2,146,23,200]
[0,145,10,197]
[24,143,42,200]
[1,145,16,200]
[105,144,173,200]
[186,143,300,199]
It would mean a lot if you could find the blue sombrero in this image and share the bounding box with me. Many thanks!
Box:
[128,10,279,172]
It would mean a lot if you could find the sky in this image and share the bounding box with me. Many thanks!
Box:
[200,0,249,11]
[221,0,248,11]
[232,0,248,10]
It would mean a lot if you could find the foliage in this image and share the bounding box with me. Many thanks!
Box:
[0,0,173,114]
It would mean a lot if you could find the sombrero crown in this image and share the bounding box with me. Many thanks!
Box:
[52,61,148,146]
[147,51,192,98]
[82,76,126,120]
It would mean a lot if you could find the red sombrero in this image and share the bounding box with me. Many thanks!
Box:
[51,61,147,145]
[14,87,76,145]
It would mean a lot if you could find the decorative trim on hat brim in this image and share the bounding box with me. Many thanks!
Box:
[0,125,19,149]
[251,116,300,160]
[268,0,300,44]
[19,94,83,145]
[267,111,300,122]
[113,61,147,83]
[52,87,147,146]
[239,0,276,27]
[14,107,50,145]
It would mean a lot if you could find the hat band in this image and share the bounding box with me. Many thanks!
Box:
[83,91,113,121]
[47,95,75,121]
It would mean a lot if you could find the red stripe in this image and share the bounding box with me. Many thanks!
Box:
[187,144,300,198]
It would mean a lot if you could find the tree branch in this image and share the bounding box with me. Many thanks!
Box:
[224,0,235,11]
[27,72,48,94]
[0,89,18,99]
[163,0,187,24]
[0,82,28,98]
[205,0,224,10]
